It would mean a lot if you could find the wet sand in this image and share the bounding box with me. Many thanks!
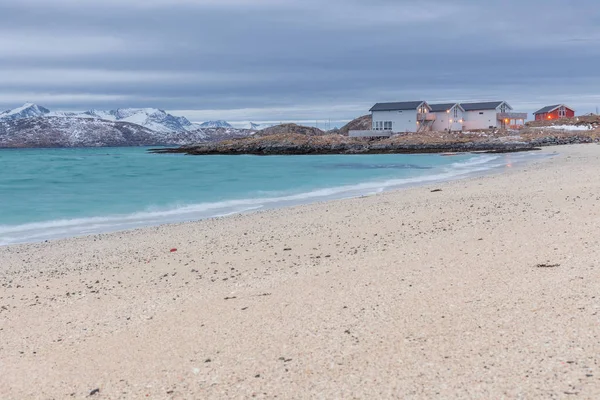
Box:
[1,144,600,399]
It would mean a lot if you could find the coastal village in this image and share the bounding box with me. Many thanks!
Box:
[1,101,597,150]
[349,101,577,137]
[154,100,600,155]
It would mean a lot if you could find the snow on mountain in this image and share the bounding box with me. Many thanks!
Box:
[0,103,257,147]
[82,108,195,133]
[0,103,50,121]
[48,111,86,118]
[199,120,233,129]
[0,116,256,148]
[0,104,193,133]
[0,116,159,148]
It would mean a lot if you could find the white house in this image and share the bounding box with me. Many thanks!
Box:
[429,103,465,132]
[460,101,527,130]
[368,101,435,134]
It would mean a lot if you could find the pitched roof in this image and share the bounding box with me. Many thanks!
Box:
[429,103,463,113]
[533,104,573,114]
[370,101,425,112]
[460,101,506,111]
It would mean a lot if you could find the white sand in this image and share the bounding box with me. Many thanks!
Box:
[1,144,600,399]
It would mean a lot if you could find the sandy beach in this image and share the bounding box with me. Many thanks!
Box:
[2,144,600,399]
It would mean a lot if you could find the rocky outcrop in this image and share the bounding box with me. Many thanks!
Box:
[257,124,325,137]
[337,115,372,136]
[150,133,541,155]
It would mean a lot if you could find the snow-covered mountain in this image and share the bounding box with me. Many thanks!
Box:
[0,103,256,148]
[0,103,50,121]
[0,103,195,133]
[81,108,195,133]
[199,120,233,128]
[0,116,255,148]
[0,116,160,147]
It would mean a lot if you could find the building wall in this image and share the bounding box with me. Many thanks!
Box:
[432,107,464,131]
[372,110,418,133]
[463,109,499,130]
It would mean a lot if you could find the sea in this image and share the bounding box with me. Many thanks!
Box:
[0,147,549,245]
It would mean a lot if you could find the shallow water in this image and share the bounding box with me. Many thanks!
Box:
[0,147,548,245]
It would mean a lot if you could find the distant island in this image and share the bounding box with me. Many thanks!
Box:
[151,115,600,155]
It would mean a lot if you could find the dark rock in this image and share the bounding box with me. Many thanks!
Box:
[536,263,560,268]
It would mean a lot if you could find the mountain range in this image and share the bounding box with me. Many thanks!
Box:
[198,120,233,129]
[0,103,253,148]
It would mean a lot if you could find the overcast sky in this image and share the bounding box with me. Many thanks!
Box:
[1,0,599,127]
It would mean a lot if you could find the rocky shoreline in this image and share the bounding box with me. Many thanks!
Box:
[149,137,593,156]
[150,143,539,155]
[149,114,600,156]
[149,134,535,155]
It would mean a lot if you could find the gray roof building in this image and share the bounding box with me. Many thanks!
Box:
[369,101,427,112]
[429,103,465,113]
[533,104,573,114]
[460,101,509,111]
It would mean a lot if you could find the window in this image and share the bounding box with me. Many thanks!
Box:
[559,107,566,118]
[479,112,484,115]
[453,107,459,118]
[374,121,392,131]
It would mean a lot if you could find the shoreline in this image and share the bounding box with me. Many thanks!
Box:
[2,144,600,399]
[0,150,549,246]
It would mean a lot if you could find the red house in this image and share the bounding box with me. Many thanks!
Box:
[533,104,575,121]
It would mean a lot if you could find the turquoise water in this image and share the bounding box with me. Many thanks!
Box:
[0,147,543,245]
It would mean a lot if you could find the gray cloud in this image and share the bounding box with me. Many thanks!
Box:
[1,0,599,125]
